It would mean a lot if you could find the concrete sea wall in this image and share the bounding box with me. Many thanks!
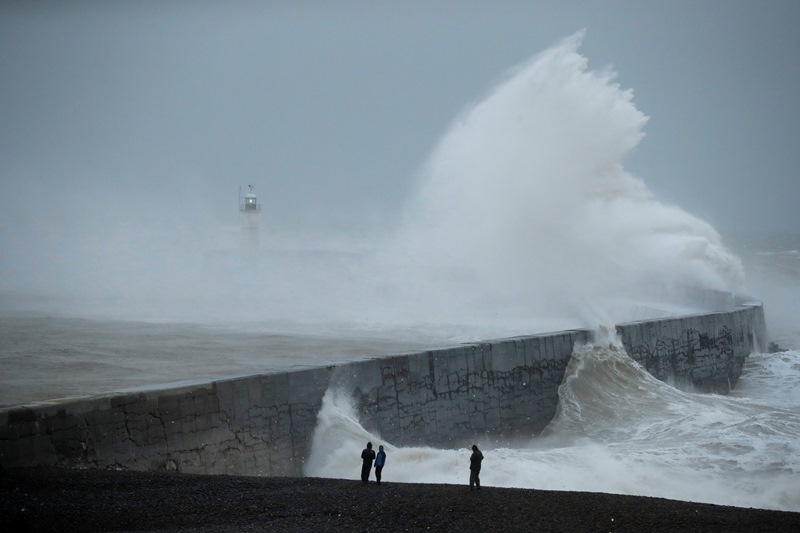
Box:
[0,300,766,477]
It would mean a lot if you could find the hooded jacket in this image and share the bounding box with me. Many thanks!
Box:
[374,445,386,468]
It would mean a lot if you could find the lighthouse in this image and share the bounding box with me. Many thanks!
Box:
[239,184,261,249]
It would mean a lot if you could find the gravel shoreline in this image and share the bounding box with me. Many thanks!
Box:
[2,466,798,532]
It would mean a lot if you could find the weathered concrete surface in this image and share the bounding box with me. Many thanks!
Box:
[0,366,331,477]
[618,304,765,394]
[349,331,589,449]
[0,299,766,476]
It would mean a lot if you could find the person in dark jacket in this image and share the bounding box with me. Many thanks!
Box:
[469,444,483,490]
[374,445,387,484]
[360,442,376,484]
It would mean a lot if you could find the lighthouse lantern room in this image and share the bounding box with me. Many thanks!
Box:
[240,184,260,212]
[239,184,261,249]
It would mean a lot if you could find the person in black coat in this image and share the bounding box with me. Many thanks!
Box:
[469,444,484,490]
[360,442,376,484]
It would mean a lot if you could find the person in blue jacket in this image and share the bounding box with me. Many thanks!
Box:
[374,445,387,484]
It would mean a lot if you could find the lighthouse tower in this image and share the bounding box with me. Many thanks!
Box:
[239,184,261,249]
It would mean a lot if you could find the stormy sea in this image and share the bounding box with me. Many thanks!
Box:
[1,33,798,511]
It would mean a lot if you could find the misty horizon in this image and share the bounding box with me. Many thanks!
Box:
[1,2,798,334]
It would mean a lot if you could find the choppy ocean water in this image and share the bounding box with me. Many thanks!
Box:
[304,229,800,512]
[1,230,798,512]
[1,35,798,511]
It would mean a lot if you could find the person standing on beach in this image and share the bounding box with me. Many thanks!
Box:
[469,444,483,490]
[374,445,387,484]
[360,442,376,484]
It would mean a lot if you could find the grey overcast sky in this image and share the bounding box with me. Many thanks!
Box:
[1,0,798,237]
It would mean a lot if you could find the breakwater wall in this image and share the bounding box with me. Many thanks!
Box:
[0,300,766,476]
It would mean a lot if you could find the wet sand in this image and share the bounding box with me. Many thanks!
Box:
[2,466,798,532]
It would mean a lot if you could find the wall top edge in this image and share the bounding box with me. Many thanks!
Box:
[0,298,764,416]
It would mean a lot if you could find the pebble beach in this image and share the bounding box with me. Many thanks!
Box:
[2,466,798,532]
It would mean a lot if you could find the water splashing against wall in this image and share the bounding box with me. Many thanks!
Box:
[369,31,743,334]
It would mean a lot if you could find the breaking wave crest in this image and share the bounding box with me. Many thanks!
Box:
[374,31,744,332]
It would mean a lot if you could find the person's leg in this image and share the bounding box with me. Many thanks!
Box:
[375,466,382,484]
